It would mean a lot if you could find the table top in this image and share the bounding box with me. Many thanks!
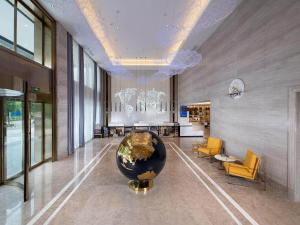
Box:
[108,123,178,127]
[214,154,238,162]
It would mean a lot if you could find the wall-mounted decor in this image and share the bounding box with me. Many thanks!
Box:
[229,78,245,99]
[110,74,170,125]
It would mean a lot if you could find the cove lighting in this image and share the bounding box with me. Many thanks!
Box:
[75,0,210,66]
[75,0,116,60]
[166,0,209,63]
[111,58,169,66]
[189,101,211,105]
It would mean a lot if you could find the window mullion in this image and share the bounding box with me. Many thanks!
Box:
[13,0,17,52]
[42,22,45,65]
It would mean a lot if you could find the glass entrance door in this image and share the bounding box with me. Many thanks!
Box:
[44,103,52,160]
[30,102,43,166]
[30,102,52,167]
[0,82,26,203]
[3,99,24,179]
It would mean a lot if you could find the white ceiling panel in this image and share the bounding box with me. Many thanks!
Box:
[39,0,242,71]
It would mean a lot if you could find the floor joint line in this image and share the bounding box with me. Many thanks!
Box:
[42,144,114,225]
[26,143,113,225]
[170,142,259,225]
[168,143,242,225]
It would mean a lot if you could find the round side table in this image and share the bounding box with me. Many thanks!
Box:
[214,154,238,170]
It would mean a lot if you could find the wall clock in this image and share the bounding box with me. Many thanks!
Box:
[229,79,245,99]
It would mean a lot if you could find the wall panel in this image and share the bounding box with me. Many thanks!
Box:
[178,0,300,186]
[55,23,68,159]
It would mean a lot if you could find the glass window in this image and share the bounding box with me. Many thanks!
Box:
[95,67,101,127]
[44,103,52,159]
[84,52,95,142]
[73,41,80,149]
[22,0,43,18]
[4,99,24,179]
[17,2,43,63]
[0,0,14,50]
[0,0,53,67]
[30,102,43,166]
[44,26,52,68]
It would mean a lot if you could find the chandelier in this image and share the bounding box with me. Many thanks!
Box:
[156,50,202,76]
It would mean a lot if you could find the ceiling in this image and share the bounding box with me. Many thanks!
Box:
[39,0,242,71]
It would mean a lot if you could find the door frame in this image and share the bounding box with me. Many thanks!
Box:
[0,97,4,184]
[29,101,52,170]
[0,97,25,183]
[3,97,24,181]
[288,86,300,201]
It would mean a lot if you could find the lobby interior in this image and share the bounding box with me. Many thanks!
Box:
[0,0,300,225]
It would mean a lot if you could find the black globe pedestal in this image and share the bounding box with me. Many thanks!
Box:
[116,130,166,193]
[128,180,154,192]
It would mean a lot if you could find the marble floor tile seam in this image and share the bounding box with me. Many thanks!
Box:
[24,144,114,225]
[25,143,114,225]
[169,142,259,225]
[47,143,237,225]
[172,138,300,225]
[168,143,246,225]
[26,162,107,225]
[28,187,80,225]
[7,138,297,225]
[39,144,115,225]
[171,141,264,225]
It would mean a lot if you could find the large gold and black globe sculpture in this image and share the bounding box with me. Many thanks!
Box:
[116,130,166,192]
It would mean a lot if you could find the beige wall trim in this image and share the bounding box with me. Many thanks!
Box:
[288,85,300,201]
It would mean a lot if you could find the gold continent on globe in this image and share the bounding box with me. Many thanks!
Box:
[116,130,166,192]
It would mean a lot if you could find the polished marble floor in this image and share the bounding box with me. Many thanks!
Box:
[0,138,300,225]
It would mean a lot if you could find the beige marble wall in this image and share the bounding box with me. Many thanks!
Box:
[178,0,300,186]
[56,23,69,160]
[296,93,300,199]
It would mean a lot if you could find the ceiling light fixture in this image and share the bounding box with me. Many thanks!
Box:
[166,0,209,64]
[155,50,202,76]
[112,58,169,66]
[75,0,210,67]
[75,0,116,61]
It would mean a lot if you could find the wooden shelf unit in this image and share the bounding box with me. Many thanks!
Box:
[188,104,210,126]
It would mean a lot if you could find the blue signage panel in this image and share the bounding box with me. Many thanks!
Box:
[180,105,188,117]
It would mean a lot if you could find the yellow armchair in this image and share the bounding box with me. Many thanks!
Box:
[192,141,207,152]
[224,150,260,180]
[197,137,222,157]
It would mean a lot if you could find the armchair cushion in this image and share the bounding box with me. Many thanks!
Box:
[244,150,257,171]
[198,137,222,156]
[224,150,260,180]
[192,142,206,151]
[224,162,253,179]
[224,162,246,170]
[207,137,222,149]
[198,147,212,155]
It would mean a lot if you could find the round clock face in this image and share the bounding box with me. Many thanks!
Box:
[229,79,245,99]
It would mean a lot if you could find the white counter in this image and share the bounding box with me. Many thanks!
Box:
[179,123,204,137]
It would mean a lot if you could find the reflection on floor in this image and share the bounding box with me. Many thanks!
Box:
[0,185,23,225]
[0,138,299,225]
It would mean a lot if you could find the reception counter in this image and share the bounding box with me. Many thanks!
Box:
[179,123,204,137]
[108,122,179,137]
[107,122,203,137]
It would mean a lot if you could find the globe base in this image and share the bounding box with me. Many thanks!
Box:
[128,180,153,192]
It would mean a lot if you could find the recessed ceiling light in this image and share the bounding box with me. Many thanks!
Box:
[75,0,210,66]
